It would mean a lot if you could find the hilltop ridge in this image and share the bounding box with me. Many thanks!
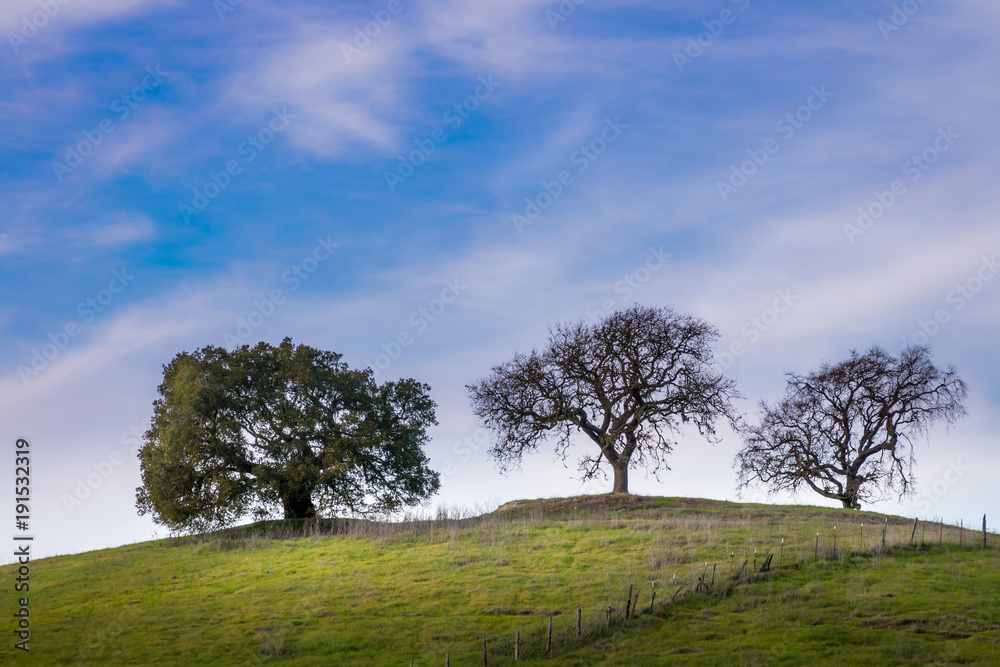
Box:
[3,496,997,665]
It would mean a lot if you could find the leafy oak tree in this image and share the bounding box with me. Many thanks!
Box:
[136,338,440,532]
[467,305,740,494]
[736,345,967,509]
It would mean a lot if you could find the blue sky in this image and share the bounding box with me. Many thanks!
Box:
[2,0,999,562]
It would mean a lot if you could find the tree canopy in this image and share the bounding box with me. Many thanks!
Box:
[735,345,967,509]
[467,304,740,494]
[136,338,440,531]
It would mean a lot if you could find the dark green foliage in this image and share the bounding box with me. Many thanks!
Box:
[136,338,439,531]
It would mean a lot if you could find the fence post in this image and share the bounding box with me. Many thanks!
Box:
[577,607,581,639]
[446,650,449,667]
[515,629,519,661]
[960,520,964,546]
[860,522,864,551]
[815,532,819,559]
[910,517,918,545]
[606,605,611,628]
[482,632,487,667]
[625,583,633,619]
[984,515,988,548]
[547,616,552,654]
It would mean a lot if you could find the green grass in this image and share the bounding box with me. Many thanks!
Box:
[3,496,998,665]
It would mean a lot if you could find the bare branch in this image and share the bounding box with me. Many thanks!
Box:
[735,345,967,509]
[467,304,740,493]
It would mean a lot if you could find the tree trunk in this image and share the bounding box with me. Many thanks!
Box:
[842,475,861,509]
[612,463,629,494]
[282,491,317,519]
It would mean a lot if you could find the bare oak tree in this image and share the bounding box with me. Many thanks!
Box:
[736,345,967,509]
[466,305,739,494]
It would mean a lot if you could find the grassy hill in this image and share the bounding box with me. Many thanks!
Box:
[4,496,999,665]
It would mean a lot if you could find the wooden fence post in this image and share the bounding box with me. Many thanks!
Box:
[910,517,918,545]
[515,629,519,661]
[625,583,633,619]
[482,632,487,667]
[446,649,449,667]
[984,515,988,548]
[577,607,581,639]
[815,532,819,559]
[960,520,964,546]
[860,522,864,551]
[606,605,611,628]
[547,616,552,654]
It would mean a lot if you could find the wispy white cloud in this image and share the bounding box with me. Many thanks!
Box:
[0,0,168,31]
[72,210,157,248]
[0,205,158,254]
[84,110,181,176]
[223,21,413,157]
